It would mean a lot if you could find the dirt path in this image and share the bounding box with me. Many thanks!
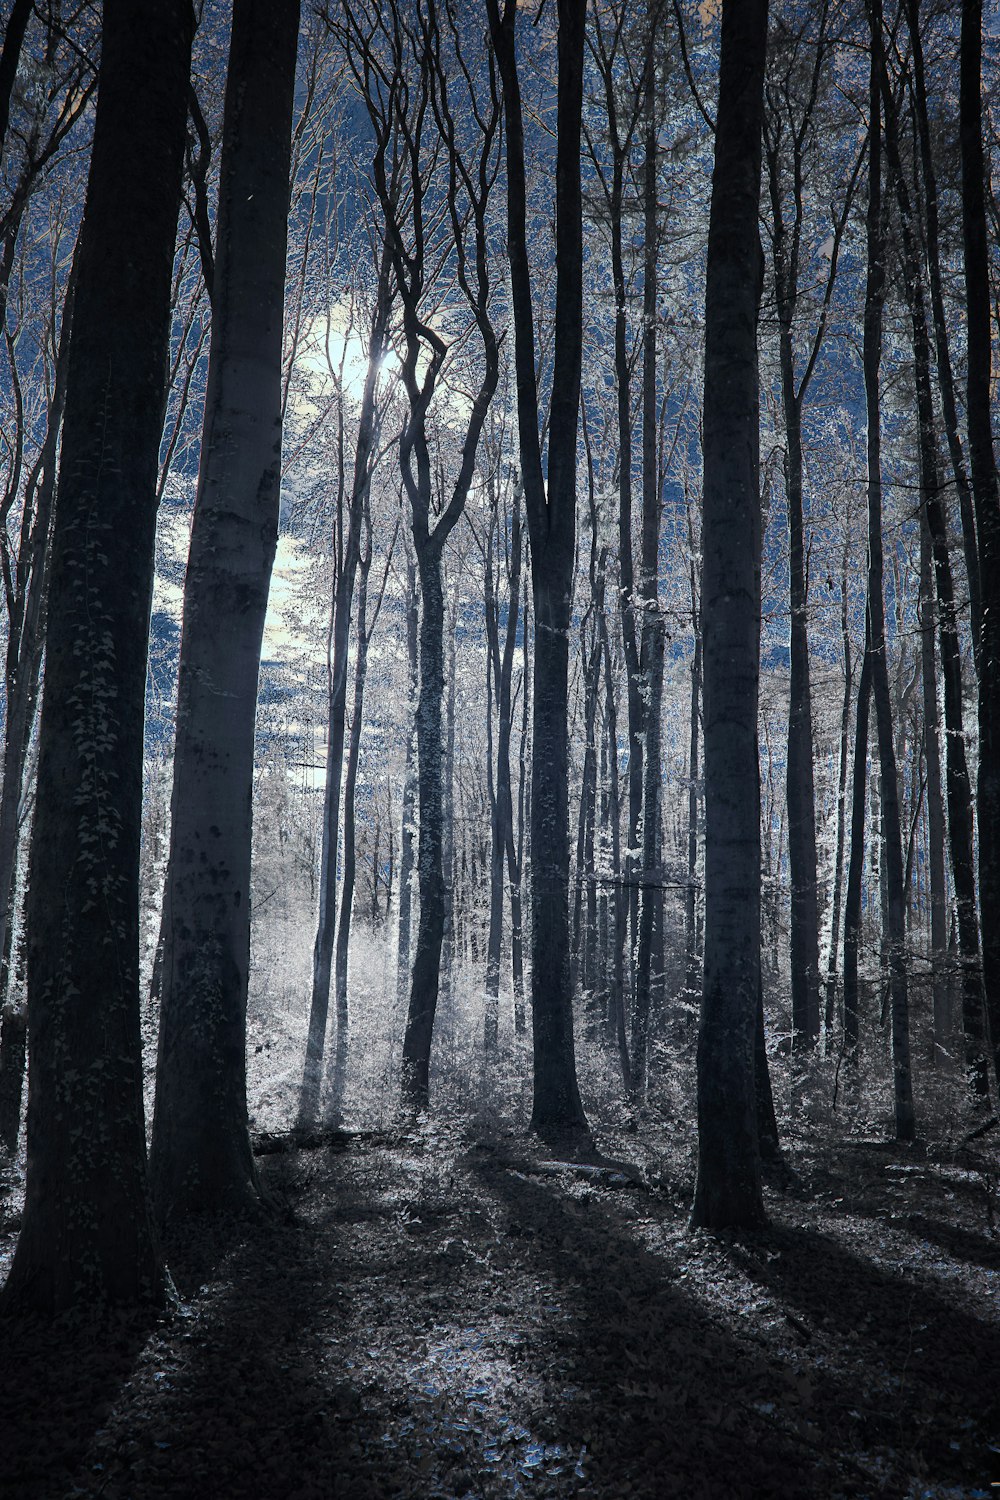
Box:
[2,1122,998,1498]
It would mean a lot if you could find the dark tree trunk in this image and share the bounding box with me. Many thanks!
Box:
[401,546,448,1108]
[685,564,702,997]
[843,633,873,1055]
[0,0,192,1315]
[879,0,983,1091]
[150,0,300,1223]
[488,0,589,1136]
[0,0,32,162]
[906,0,981,663]
[598,601,631,1091]
[691,0,770,1231]
[962,0,1000,1094]
[631,615,665,1096]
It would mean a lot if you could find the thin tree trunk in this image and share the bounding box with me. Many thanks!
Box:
[326,520,375,1126]
[864,2,915,1141]
[685,568,702,995]
[631,614,664,1096]
[396,554,419,1007]
[401,545,448,1108]
[918,518,949,1060]
[843,630,873,1056]
[299,256,390,1126]
[825,541,853,1037]
[905,0,981,662]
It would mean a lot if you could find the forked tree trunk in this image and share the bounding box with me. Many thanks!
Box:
[488,0,589,1136]
[0,0,192,1315]
[691,0,770,1231]
[150,0,300,1222]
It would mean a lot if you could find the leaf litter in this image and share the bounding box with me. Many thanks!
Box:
[0,1116,998,1498]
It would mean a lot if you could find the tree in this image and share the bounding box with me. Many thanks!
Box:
[298,251,392,1128]
[962,0,1000,1094]
[340,0,502,1110]
[150,0,301,1223]
[0,0,193,1314]
[691,0,770,1231]
[860,0,914,1141]
[762,0,861,1050]
[488,0,590,1138]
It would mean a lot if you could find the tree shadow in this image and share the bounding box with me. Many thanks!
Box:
[0,1309,154,1500]
[476,1156,1000,1498]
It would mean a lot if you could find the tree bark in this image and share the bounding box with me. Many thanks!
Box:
[961,0,1000,1094]
[488,0,589,1136]
[863,1,915,1141]
[691,0,769,1230]
[396,554,419,1007]
[0,0,192,1314]
[918,517,949,1061]
[150,0,300,1223]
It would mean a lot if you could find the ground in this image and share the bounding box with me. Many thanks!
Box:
[1,1112,998,1500]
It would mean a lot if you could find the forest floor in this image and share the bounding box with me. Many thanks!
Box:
[1,1109,999,1500]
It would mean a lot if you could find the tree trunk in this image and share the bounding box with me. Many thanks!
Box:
[0,0,192,1315]
[825,541,853,1037]
[962,0,1000,1094]
[299,258,389,1126]
[485,480,524,1056]
[631,614,664,1096]
[905,0,981,663]
[326,531,374,1125]
[488,0,589,1136]
[918,517,949,1061]
[863,3,915,1141]
[396,554,419,1007]
[691,0,769,1231]
[843,631,873,1056]
[401,545,448,1108]
[150,0,300,1223]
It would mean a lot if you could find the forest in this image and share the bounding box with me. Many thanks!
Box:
[0,0,999,1494]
